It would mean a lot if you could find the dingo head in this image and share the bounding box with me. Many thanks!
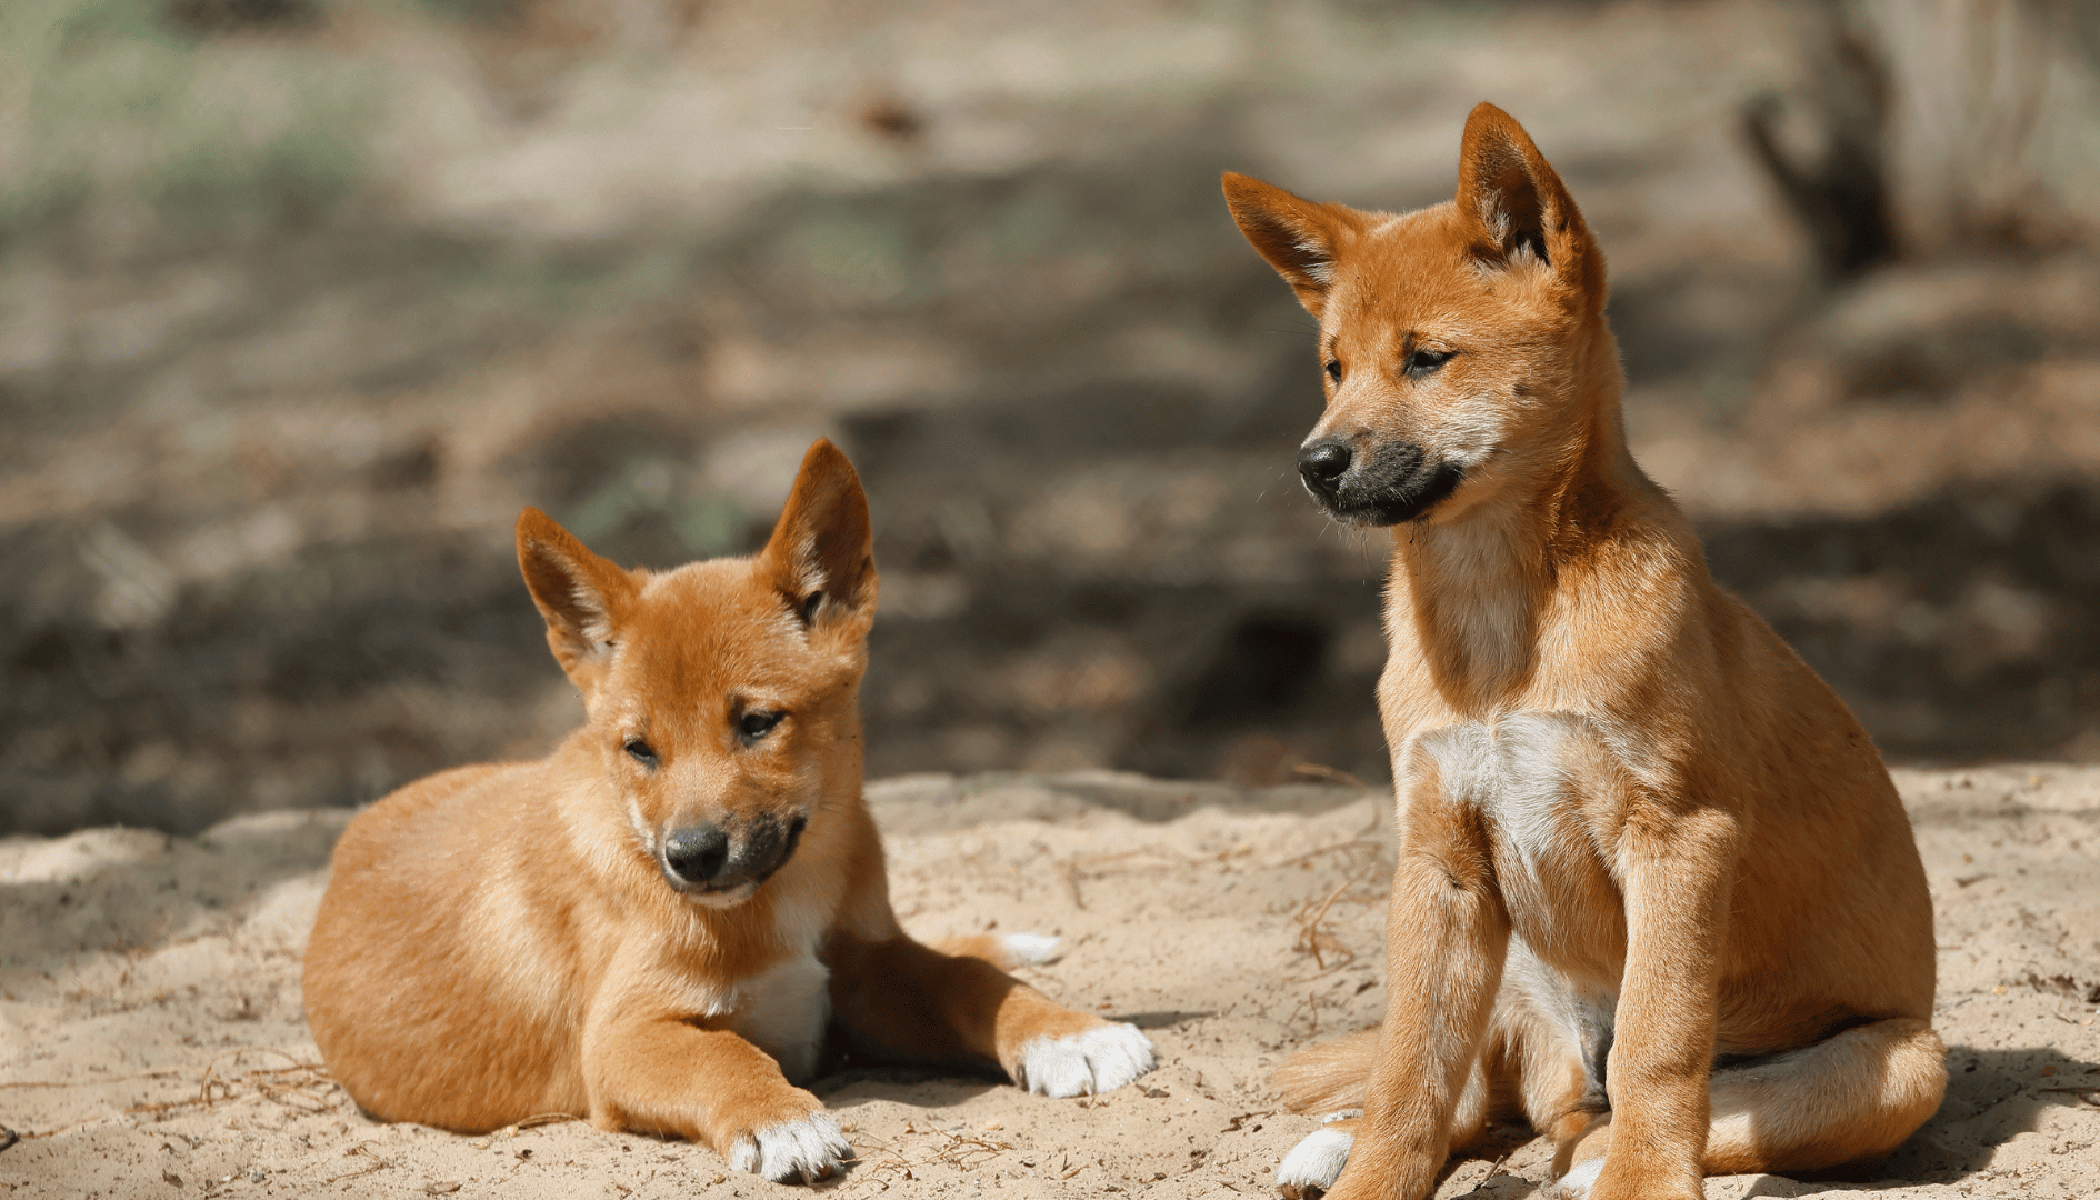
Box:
[515,439,877,907]
[1224,102,1618,528]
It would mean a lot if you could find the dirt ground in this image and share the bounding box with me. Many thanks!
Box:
[1,764,2094,1199]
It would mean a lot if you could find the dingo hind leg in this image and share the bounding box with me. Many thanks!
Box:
[934,931,1067,971]
[1552,1019,1946,1195]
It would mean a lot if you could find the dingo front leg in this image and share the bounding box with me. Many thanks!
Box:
[824,826,1154,1098]
[829,932,1155,1097]
[583,1009,848,1184]
[1311,729,1511,1200]
[1573,810,1737,1200]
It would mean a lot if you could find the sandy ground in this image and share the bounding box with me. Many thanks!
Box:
[1,765,2095,1199]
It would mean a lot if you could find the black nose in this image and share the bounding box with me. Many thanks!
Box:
[662,825,730,886]
[1299,439,1352,486]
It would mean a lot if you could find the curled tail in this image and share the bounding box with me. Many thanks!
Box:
[1273,1027,1381,1114]
[1700,1016,1947,1176]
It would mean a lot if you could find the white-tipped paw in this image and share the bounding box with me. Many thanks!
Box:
[1274,1118,1354,1199]
[727,1111,851,1184]
[1016,1023,1157,1097]
[1550,1157,1604,1199]
[1000,931,1064,966]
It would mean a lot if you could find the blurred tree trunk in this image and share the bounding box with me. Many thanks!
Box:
[1747,0,2098,278]
[1742,2,1897,280]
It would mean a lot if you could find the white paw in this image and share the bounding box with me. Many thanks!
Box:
[1000,931,1064,966]
[1275,1126,1352,1197]
[727,1111,851,1184]
[1016,1023,1157,1097]
[1553,1156,1605,1199]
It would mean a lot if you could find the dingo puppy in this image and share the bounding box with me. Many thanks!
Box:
[304,440,1156,1183]
[1222,104,1943,1200]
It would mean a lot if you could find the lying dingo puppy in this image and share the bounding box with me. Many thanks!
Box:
[1222,104,1943,1200]
[304,439,1155,1183]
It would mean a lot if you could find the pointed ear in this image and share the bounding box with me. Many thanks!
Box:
[760,439,876,628]
[1222,171,1367,317]
[516,507,641,691]
[1455,103,1605,308]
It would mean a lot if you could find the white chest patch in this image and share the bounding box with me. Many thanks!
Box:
[726,952,831,1084]
[1409,712,1630,973]
[1481,715,1586,883]
[1412,712,1586,877]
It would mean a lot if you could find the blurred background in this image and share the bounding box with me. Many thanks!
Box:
[4,0,2099,836]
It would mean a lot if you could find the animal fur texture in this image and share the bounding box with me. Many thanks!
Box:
[1223,104,1944,1200]
[303,440,1155,1184]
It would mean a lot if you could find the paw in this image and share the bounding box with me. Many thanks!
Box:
[1015,1023,1157,1097]
[1550,1157,1604,1199]
[727,1111,852,1184]
[1000,931,1064,966]
[1275,1112,1356,1199]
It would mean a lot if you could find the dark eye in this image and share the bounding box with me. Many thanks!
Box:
[738,710,784,742]
[623,738,658,767]
[1324,358,1342,382]
[1405,348,1454,379]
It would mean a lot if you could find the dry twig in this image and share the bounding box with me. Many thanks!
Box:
[1290,762,1375,791]
[324,1144,390,1185]
[0,1070,187,1091]
[1265,839,1384,872]
[127,1049,336,1119]
[1056,848,1198,910]
[833,1122,1012,1195]
[1289,863,1386,979]
[2038,1086,2100,1108]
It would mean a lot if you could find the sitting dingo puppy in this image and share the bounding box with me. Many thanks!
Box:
[1222,105,1943,1200]
[304,440,1155,1183]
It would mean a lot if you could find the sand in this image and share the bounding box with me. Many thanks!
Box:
[2,766,2096,1199]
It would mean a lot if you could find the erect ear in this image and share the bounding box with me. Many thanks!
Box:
[1455,102,1605,308]
[760,439,876,628]
[516,507,641,691]
[1222,171,1369,317]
